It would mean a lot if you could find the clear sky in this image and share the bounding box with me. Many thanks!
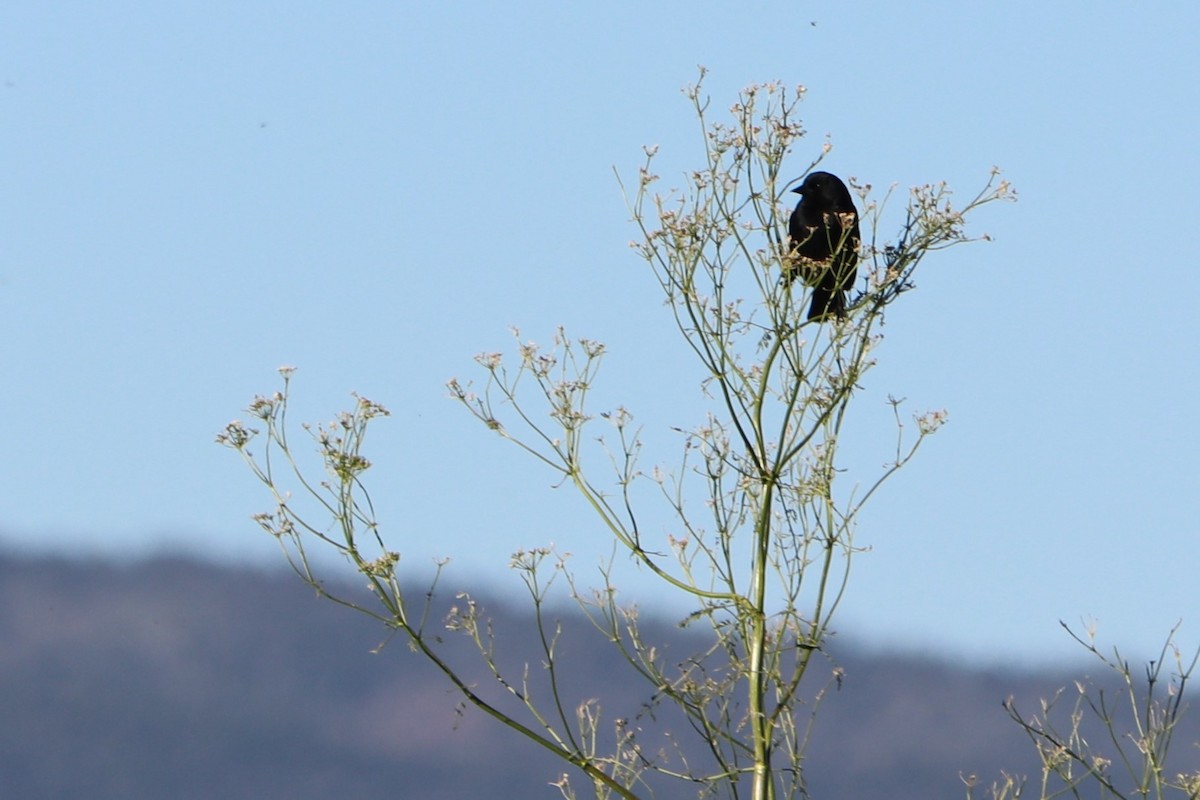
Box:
[2,3,1197,666]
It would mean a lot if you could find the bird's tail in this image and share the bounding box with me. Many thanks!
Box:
[807,289,846,321]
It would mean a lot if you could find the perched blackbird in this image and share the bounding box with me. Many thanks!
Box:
[785,171,861,320]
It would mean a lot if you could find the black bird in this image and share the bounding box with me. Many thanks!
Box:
[785,171,861,320]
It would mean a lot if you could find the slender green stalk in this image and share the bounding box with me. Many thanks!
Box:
[221,72,1013,800]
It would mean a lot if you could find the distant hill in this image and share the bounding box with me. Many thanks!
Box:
[0,552,1194,799]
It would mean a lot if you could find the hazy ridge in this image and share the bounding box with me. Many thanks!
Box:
[1,552,1193,799]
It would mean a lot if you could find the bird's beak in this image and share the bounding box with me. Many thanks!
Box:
[791,186,803,195]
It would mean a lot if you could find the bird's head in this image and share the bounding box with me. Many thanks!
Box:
[791,171,854,210]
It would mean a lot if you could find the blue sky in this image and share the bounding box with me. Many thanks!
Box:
[2,3,1197,666]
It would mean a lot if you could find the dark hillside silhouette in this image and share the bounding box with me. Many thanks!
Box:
[0,551,1193,799]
